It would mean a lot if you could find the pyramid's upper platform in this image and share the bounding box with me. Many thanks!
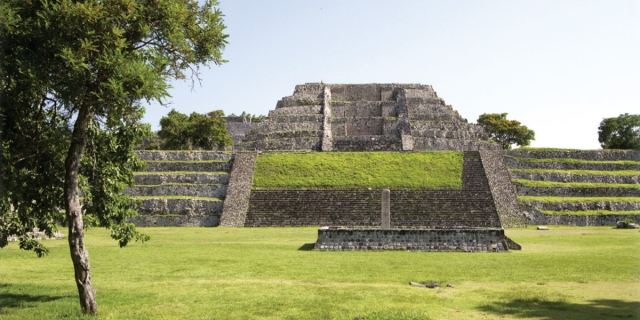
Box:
[236,83,500,152]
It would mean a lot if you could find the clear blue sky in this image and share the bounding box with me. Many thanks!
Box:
[143,0,639,150]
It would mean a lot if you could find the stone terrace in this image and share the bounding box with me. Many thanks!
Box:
[126,151,233,226]
[504,150,640,225]
[237,83,501,152]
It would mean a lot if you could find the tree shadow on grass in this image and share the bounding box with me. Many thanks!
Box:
[478,298,640,319]
[0,283,68,313]
[298,243,316,251]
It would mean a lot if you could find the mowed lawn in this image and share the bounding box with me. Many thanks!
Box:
[1,227,639,319]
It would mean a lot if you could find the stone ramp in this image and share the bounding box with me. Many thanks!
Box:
[505,150,640,226]
[127,151,233,227]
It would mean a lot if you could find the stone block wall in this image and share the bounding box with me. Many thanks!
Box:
[219,152,258,226]
[314,228,510,252]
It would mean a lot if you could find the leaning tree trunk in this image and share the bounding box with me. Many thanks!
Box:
[64,105,98,314]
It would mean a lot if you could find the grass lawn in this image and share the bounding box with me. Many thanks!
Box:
[509,168,640,176]
[252,152,463,189]
[507,157,640,165]
[518,196,640,203]
[1,227,638,319]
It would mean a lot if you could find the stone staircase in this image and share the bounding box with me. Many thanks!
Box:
[244,151,503,228]
[126,151,233,227]
[504,150,640,225]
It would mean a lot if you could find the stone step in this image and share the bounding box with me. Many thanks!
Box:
[413,138,501,151]
[144,161,231,172]
[520,199,640,211]
[271,114,324,123]
[125,184,227,197]
[268,105,322,117]
[248,130,323,141]
[244,122,323,136]
[515,184,640,197]
[135,151,232,161]
[276,96,323,108]
[505,157,640,171]
[410,129,486,140]
[134,198,223,215]
[510,171,640,184]
[332,136,402,152]
[408,113,459,122]
[128,215,219,227]
[237,137,322,151]
[134,173,229,185]
[506,150,640,161]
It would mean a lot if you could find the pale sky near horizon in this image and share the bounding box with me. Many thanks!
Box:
[143,0,639,150]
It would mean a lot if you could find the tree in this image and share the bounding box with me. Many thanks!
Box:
[0,0,228,314]
[477,113,535,150]
[157,109,232,150]
[598,113,640,150]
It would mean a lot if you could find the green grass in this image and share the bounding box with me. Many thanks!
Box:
[538,209,640,216]
[509,168,640,176]
[253,151,464,189]
[513,179,640,189]
[513,147,585,151]
[0,227,638,319]
[133,171,228,175]
[508,156,640,165]
[129,183,222,187]
[518,196,640,203]
[132,196,223,200]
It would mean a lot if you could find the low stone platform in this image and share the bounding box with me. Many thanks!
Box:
[314,227,517,252]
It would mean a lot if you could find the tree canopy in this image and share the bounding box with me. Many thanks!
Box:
[598,113,640,150]
[477,113,535,150]
[158,109,232,150]
[0,0,227,314]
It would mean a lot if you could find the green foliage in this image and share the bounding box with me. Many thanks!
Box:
[158,109,232,150]
[253,152,463,189]
[598,113,640,150]
[0,227,639,319]
[477,113,535,150]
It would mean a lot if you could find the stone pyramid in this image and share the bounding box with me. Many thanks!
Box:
[237,83,500,152]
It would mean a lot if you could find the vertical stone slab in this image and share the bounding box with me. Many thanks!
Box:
[219,152,258,227]
[479,150,527,228]
[393,88,411,137]
[321,86,333,151]
[381,189,391,230]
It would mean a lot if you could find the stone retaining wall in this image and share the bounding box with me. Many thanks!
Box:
[144,161,232,172]
[134,198,223,216]
[128,215,219,227]
[523,207,638,226]
[136,151,232,161]
[314,228,509,252]
[521,200,640,211]
[125,184,227,198]
[134,173,229,185]
[515,184,640,197]
[510,171,639,184]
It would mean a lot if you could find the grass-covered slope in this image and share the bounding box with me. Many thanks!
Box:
[0,227,638,319]
[252,151,463,189]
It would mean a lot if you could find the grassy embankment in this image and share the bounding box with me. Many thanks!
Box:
[1,227,638,319]
[518,196,640,203]
[509,168,640,176]
[512,179,640,189]
[508,157,640,165]
[252,151,463,189]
